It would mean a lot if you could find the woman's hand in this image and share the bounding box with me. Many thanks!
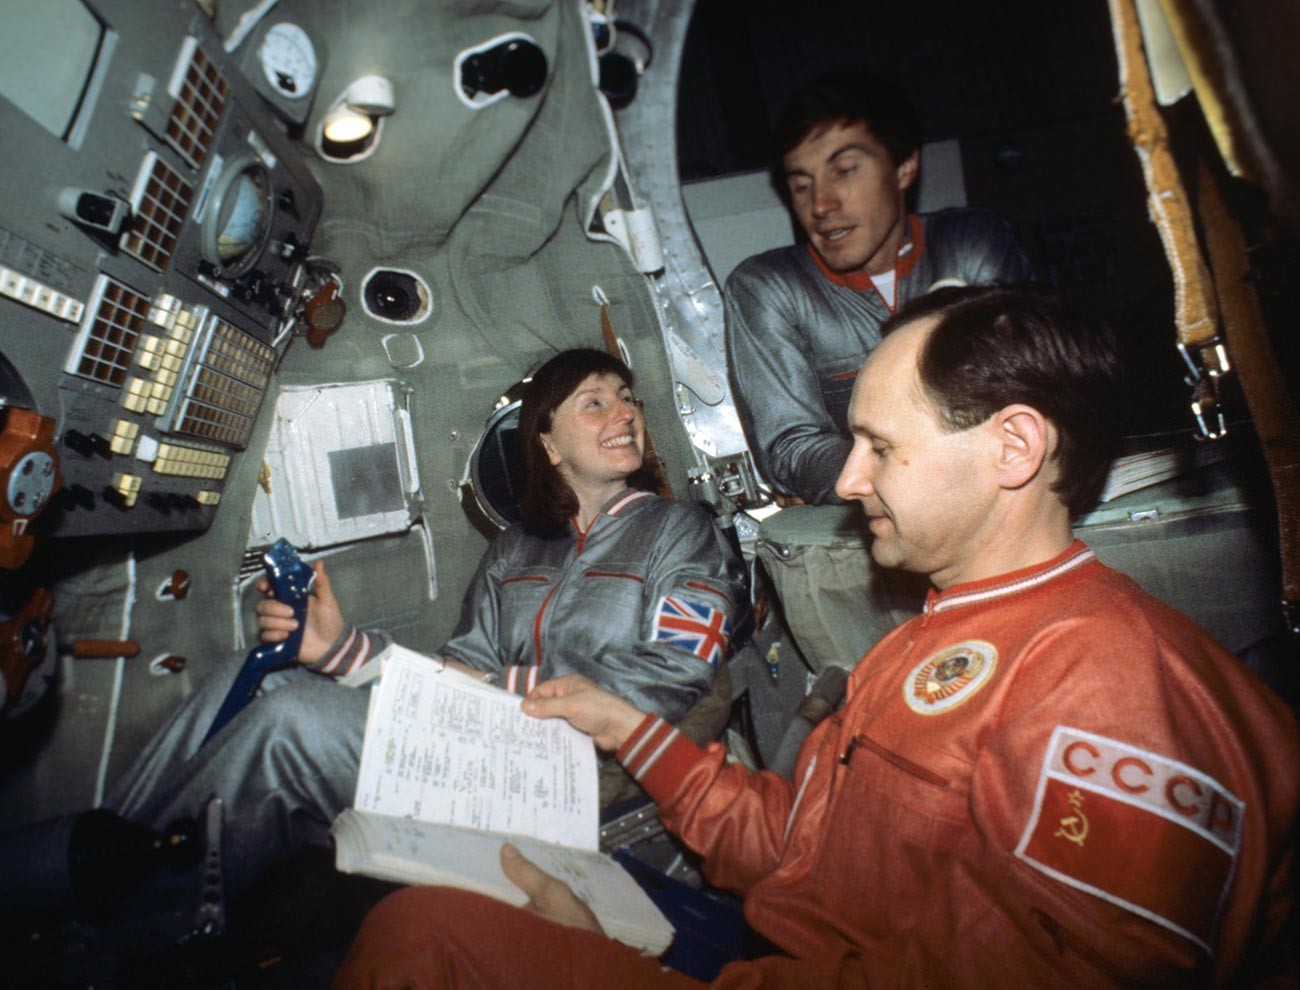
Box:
[522,674,646,752]
[255,559,345,665]
[500,844,603,936]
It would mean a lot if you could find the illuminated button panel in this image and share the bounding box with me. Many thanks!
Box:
[0,263,85,323]
[151,442,230,479]
[111,472,142,507]
[166,39,229,170]
[109,419,140,456]
[121,374,174,415]
[71,283,274,458]
[119,292,199,415]
[120,152,193,272]
[172,317,273,447]
[72,276,151,387]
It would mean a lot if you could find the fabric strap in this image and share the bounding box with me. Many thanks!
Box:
[1196,164,1300,627]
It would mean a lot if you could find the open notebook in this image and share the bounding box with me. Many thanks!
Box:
[331,645,674,955]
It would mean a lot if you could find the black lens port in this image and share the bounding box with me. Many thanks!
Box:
[461,39,547,99]
[362,270,423,322]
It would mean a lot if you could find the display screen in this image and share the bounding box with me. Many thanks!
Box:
[203,159,272,277]
[329,445,406,520]
[0,0,104,139]
[217,168,269,263]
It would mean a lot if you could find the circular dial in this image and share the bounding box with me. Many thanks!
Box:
[259,22,317,100]
[6,450,57,516]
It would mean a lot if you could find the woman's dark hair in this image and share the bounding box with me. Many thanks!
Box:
[517,348,658,538]
[881,286,1124,518]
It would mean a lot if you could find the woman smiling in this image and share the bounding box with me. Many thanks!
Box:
[435,348,744,741]
[109,349,745,889]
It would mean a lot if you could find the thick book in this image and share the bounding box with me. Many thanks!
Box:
[330,644,675,956]
[1097,436,1228,503]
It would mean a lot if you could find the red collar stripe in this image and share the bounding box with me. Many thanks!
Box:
[806,214,925,306]
[606,490,653,516]
[929,545,1096,616]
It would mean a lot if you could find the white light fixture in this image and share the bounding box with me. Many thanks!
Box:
[322,104,375,143]
[317,75,395,161]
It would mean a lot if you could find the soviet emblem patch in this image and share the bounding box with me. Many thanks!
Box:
[1015,725,1243,950]
[903,640,997,715]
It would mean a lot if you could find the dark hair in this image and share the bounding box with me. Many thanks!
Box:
[882,286,1124,517]
[517,348,659,538]
[772,71,922,172]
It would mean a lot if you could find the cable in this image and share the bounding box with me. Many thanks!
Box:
[93,553,137,807]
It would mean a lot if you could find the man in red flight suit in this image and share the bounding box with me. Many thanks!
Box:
[335,286,1299,989]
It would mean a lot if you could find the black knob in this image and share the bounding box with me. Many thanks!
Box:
[63,430,94,456]
[62,426,105,452]
[55,484,96,511]
[598,52,639,107]
[247,270,280,308]
[102,487,130,510]
[501,40,548,97]
[277,232,305,262]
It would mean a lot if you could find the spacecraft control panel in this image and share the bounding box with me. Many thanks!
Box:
[0,0,325,553]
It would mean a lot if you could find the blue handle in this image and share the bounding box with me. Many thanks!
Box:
[202,539,315,744]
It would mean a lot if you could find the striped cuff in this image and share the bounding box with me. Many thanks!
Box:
[503,665,540,696]
[310,625,374,679]
[616,715,703,799]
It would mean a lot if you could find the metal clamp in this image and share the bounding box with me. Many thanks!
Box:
[686,451,768,518]
[1282,599,1300,636]
[1177,338,1231,440]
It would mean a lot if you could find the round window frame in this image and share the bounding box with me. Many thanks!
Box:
[200,153,275,279]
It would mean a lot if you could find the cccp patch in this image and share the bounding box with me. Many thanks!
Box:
[902,640,997,715]
[1015,725,1243,952]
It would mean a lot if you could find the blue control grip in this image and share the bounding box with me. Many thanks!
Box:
[202,539,315,744]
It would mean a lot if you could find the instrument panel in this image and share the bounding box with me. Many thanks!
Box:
[0,0,322,545]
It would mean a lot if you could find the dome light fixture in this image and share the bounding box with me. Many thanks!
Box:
[317,75,395,162]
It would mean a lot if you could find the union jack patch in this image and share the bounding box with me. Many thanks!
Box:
[652,595,731,668]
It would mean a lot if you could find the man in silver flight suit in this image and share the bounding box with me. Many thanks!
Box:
[108,349,745,895]
[726,71,1031,504]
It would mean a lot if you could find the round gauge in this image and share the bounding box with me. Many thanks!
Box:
[259,22,317,100]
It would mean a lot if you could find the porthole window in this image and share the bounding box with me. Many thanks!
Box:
[465,397,525,530]
[360,268,432,325]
